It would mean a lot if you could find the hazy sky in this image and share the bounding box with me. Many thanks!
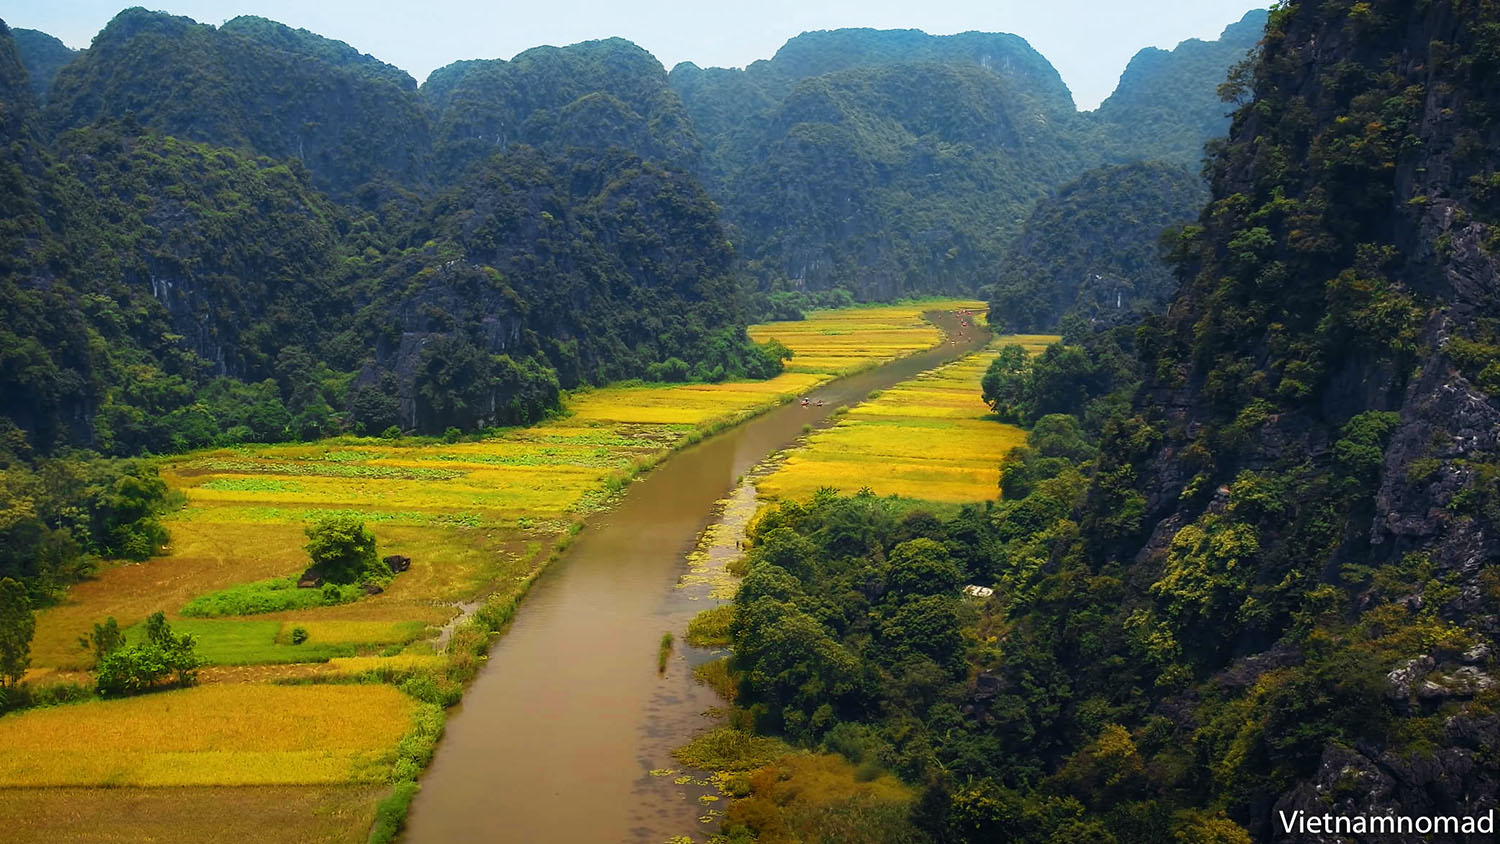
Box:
[4,1,1267,109]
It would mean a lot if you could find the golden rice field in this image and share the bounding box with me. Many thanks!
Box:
[0,786,383,844]
[749,299,982,376]
[5,301,981,840]
[757,335,1059,504]
[0,685,417,787]
[27,300,984,676]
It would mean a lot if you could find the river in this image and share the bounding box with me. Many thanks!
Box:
[403,310,985,842]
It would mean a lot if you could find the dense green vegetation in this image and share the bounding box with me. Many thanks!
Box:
[0,457,174,600]
[981,327,1138,428]
[986,162,1206,332]
[0,7,1265,459]
[179,577,369,618]
[670,22,1263,300]
[1091,10,1268,164]
[94,611,200,696]
[714,61,1092,299]
[43,9,430,196]
[303,516,381,585]
[671,31,1091,299]
[11,28,75,102]
[0,578,33,689]
[422,38,701,179]
[720,1,1500,840]
[0,20,785,456]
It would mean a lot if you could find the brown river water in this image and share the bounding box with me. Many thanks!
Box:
[402,310,985,843]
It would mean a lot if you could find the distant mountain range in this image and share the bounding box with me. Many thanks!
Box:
[0,7,1267,454]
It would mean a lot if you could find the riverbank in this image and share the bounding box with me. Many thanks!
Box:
[399,307,990,842]
[668,334,1057,842]
[0,300,981,843]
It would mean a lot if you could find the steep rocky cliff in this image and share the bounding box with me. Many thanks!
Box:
[1108,0,1500,833]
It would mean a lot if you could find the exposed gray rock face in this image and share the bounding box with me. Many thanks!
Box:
[1386,655,1435,702]
[1271,719,1499,844]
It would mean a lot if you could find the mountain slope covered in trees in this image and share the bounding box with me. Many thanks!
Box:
[1092,8,1269,164]
[422,38,701,180]
[11,28,75,102]
[716,60,1093,298]
[724,1,1500,840]
[987,161,1207,332]
[671,20,1264,299]
[0,15,781,456]
[42,9,432,195]
[670,29,1091,298]
[0,6,1271,459]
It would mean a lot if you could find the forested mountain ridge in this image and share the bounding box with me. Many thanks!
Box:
[348,146,779,434]
[11,28,75,103]
[1092,8,1269,164]
[926,0,1497,837]
[670,28,1089,298]
[0,7,1270,459]
[671,20,1262,299]
[670,27,1077,153]
[422,38,701,180]
[986,161,1207,332]
[42,8,432,196]
[0,14,779,456]
[719,60,1093,299]
[1104,0,1500,830]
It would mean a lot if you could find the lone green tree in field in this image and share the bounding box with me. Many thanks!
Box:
[0,578,35,688]
[95,612,200,696]
[79,616,125,662]
[304,516,379,584]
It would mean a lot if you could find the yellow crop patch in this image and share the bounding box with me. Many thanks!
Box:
[320,654,448,678]
[749,299,984,376]
[286,620,427,645]
[0,685,416,786]
[758,336,1055,503]
[13,301,995,839]
[31,302,986,673]
[0,785,383,844]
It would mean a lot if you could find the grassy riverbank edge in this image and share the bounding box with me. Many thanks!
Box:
[362,302,980,840]
[0,303,980,843]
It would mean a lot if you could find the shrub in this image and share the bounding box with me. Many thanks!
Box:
[181,577,364,617]
[304,516,380,585]
[658,632,674,674]
[95,612,200,696]
[685,605,735,648]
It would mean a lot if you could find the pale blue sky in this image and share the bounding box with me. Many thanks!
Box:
[3,1,1266,109]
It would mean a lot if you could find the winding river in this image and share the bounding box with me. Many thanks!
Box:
[403,311,985,842]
